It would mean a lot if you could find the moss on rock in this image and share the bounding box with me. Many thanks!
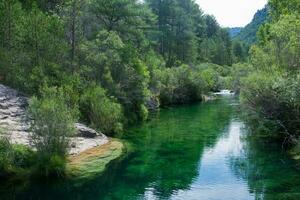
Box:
[67,139,124,180]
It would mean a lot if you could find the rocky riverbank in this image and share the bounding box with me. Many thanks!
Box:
[68,139,124,180]
[0,84,123,160]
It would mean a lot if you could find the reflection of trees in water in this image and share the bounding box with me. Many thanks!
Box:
[229,135,300,200]
[113,99,234,199]
[0,99,234,200]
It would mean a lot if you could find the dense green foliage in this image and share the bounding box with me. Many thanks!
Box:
[0,129,34,177]
[0,0,244,129]
[146,0,234,66]
[0,133,14,176]
[80,85,123,135]
[0,0,247,177]
[154,65,202,105]
[28,87,77,177]
[240,0,300,144]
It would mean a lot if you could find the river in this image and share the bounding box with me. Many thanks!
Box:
[1,97,300,200]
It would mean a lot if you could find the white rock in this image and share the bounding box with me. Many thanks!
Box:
[0,84,109,155]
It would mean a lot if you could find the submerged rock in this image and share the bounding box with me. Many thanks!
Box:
[0,84,109,155]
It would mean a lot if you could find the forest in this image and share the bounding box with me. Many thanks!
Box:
[0,0,244,124]
[0,0,299,184]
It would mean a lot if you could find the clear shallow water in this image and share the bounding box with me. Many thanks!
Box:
[2,97,300,200]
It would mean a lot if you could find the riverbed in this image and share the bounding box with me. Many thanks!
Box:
[1,97,300,200]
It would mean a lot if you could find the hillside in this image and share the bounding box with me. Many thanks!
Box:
[233,7,269,44]
[228,27,242,38]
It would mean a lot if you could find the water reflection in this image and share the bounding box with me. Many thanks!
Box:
[170,120,254,200]
[104,99,234,199]
[229,128,300,200]
[1,98,300,200]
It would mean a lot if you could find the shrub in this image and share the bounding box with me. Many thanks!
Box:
[154,65,204,106]
[241,72,300,141]
[28,87,77,177]
[199,68,219,92]
[80,85,123,135]
[11,144,34,169]
[154,64,227,106]
[0,129,34,177]
[229,63,253,93]
[240,14,300,144]
[195,63,230,92]
[0,132,13,176]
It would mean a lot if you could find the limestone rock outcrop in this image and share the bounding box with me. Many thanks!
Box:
[0,84,108,155]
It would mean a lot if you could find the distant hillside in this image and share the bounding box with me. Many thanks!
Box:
[234,7,269,44]
[228,27,242,38]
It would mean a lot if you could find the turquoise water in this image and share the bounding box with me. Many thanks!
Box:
[2,97,300,200]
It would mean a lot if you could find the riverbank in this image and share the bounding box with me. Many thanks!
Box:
[0,84,125,179]
[0,84,113,155]
[2,97,300,200]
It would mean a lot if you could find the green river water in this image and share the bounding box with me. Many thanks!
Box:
[1,97,300,200]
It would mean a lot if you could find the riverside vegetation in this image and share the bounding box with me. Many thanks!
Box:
[240,0,300,150]
[0,0,299,184]
[0,0,246,178]
[231,0,300,158]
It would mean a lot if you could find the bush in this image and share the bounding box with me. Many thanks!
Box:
[80,85,123,135]
[199,68,219,92]
[155,65,201,105]
[229,63,253,93]
[10,144,34,169]
[241,72,300,141]
[28,87,77,177]
[34,154,66,178]
[195,63,231,92]
[153,64,230,106]
[0,129,34,177]
[0,134,13,176]
[240,14,300,144]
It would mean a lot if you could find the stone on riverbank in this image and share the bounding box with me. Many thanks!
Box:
[68,139,124,179]
[0,84,111,155]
